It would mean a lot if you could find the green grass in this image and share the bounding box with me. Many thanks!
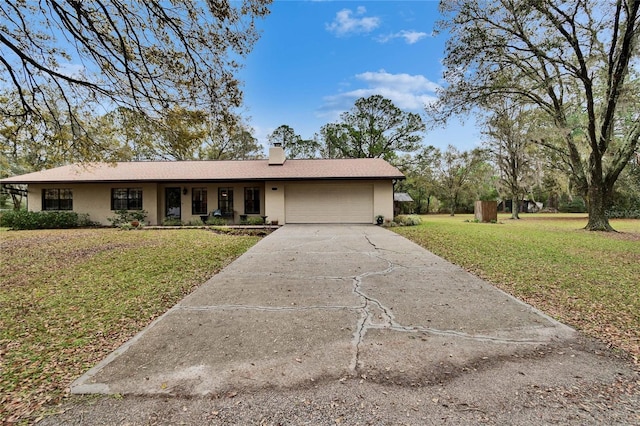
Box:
[0,228,260,423]
[393,213,640,364]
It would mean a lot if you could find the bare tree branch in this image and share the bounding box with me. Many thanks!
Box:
[0,0,271,143]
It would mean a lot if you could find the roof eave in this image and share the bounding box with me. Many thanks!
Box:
[1,175,405,185]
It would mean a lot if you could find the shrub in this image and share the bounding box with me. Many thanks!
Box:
[108,209,148,227]
[558,196,587,213]
[394,215,422,226]
[77,213,95,227]
[161,217,183,226]
[394,215,407,225]
[206,216,227,226]
[0,210,34,229]
[246,216,265,225]
[0,210,86,230]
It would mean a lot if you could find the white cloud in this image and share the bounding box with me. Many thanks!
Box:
[56,62,86,79]
[319,70,440,119]
[357,70,441,93]
[325,7,380,36]
[377,30,430,45]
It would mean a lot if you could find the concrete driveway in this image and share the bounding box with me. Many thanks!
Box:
[62,225,638,424]
[72,224,577,395]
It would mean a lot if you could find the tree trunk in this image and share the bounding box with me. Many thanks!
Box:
[11,193,22,210]
[585,182,615,231]
[511,196,520,219]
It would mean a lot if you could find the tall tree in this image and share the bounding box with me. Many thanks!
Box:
[435,146,487,216]
[1,89,124,208]
[154,108,208,161]
[0,0,271,155]
[102,107,158,161]
[483,105,537,219]
[102,108,262,161]
[397,146,440,214]
[320,95,425,161]
[610,152,640,211]
[204,121,263,160]
[433,0,640,231]
[1,89,123,170]
[268,125,320,159]
[101,107,208,160]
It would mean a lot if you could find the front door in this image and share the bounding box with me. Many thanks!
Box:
[165,187,181,219]
[218,188,234,217]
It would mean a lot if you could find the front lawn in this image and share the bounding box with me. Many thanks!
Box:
[0,228,260,423]
[393,214,640,363]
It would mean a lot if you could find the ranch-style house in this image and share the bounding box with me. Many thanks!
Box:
[0,145,405,226]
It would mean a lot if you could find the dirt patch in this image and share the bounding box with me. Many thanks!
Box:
[604,231,640,242]
[207,227,276,237]
[38,349,640,426]
[525,215,588,221]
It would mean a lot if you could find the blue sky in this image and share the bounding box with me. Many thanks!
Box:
[240,0,481,152]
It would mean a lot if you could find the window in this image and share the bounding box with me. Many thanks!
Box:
[42,189,73,210]
[218,188,234,216]
[192,188,208,215]
[111,188,143,210]
[244,187,260,214]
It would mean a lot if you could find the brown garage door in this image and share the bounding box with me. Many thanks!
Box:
[285,183,374,223]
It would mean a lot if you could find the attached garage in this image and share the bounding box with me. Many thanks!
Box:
[285,182,373,223]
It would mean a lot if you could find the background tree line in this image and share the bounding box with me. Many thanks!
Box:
[264,92,639,220]
[2,89,639,222]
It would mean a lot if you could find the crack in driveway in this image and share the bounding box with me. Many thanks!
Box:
[349,234,555,373]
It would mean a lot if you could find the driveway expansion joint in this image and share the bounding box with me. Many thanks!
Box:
[175,304,360,312]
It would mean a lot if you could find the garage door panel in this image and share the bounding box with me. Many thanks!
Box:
[286,184,373,223]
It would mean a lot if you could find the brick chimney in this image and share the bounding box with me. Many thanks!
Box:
[268,143,286,166]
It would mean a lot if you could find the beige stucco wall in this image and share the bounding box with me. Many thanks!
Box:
[265,179,394,225]
[27,182,268,226]
[27,183,159,225]
[264,181,286,225]
[25,179,394,225]
[373,180,394,222]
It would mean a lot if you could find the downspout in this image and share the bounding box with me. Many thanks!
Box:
[392,179,398,219]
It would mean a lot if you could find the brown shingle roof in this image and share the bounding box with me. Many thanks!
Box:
[0,159,405,183]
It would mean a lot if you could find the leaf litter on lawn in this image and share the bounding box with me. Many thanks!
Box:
[394,214,640,365]
[0,228,260,424]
